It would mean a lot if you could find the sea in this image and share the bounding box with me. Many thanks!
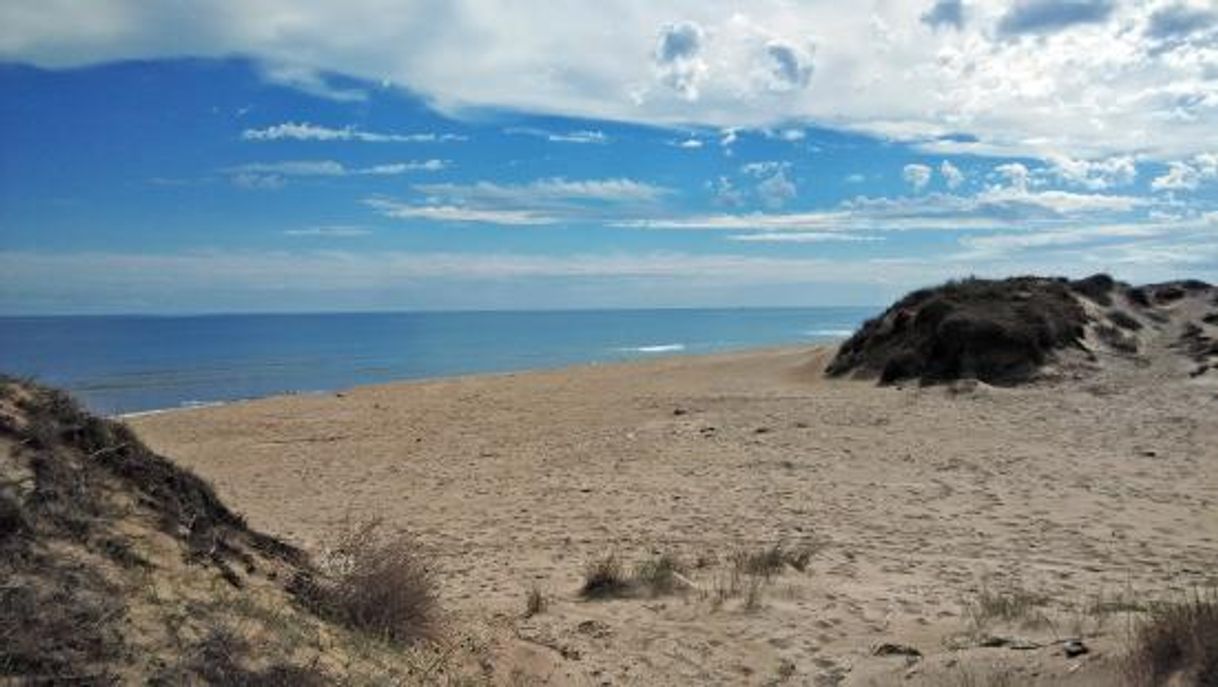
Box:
[0,307,872,416]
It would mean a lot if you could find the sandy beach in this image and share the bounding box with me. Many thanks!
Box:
[129,342,1218,685]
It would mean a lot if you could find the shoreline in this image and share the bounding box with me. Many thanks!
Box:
[113,341,838,419]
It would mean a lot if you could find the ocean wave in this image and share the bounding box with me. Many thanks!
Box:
[804,329,854,338]
[621,343,686,353]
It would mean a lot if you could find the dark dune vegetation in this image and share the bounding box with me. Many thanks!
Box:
[826,274,1216,385]
[0,377,443,683]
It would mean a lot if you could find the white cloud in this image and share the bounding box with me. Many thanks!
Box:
[740,161,787,177]
[618,183,1148,232]
[710,176,745,207]
[226,159,447,187]
[940,160,965,189]
[1047,154,1137,190]
[670,137,704,148]
[903,163,933,191]
[1151,153,1218,191]
[763,40,814,92]
[727,232,882,243]
[993,162,1031,192]
[922,0,965,29]
[997,0,1117,37]
[755,167,797,209]
[654,21,707,100]
[283,225,372,237]
[367,177,672,225]
[366,200,557,226]
[2,1,1216,159]
[505,127,609,144]
[242,122,466,143]
[259,63,368,102]
[413,177,670,206]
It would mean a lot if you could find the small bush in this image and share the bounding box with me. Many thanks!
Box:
[1126,591,1218,686]
[581,554,630,599]
[735,545,786,579]
[1071,273,1116,305]
[733,543,815,579]
[524,586,547,617]
[635,553,686,596]
[1109,309,1144,331]
[295,520,437,645]
[1097,324,1139,354]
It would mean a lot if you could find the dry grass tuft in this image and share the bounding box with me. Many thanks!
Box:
[292,519,438,646]
[965,582,1051,632]
[524,586,547,617]
[634,553,687,596]
[580,554,631,599]
[1125,590,1218,687]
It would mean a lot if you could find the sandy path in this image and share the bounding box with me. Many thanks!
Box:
[130,344,1218,685]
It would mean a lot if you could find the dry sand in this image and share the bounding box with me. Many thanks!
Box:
[130,338,1218,685]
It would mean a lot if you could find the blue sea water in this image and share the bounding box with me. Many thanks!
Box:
[0,307,872,416]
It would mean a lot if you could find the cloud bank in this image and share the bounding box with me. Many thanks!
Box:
[3,1,1216,159]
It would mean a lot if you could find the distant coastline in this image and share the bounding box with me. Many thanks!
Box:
[1,307,868,416]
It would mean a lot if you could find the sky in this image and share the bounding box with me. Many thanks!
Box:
[1,0,1217,314]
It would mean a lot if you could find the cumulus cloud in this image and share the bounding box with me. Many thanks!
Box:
[242,122,466,143]
[764,40,814,91]
[922,0,965,29]
[940,160,965,189]
[1151,153,1218,191]
[710,176,746,207]
[1047,154,1137,190]
[903,164,933,191]
[1145,3,1218,39]
[997,0,1117,37]
[993,162,1031,192]
[756,167,797,209]
[739,161,797,208]
[654,21,707,100]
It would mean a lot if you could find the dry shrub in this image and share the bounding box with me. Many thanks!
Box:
[965,583,1051,632]
[580,554,630,599]
[1109,309,1144,331]
[1071,273,1116,306]
[635,553,689,596]
[294,519,437,646]
[1125,591,1218,687]
[524,586,547,617]
[733,543,815,579]
[1097,324,1139,354]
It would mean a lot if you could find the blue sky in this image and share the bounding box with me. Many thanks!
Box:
[1,1,1217,314]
